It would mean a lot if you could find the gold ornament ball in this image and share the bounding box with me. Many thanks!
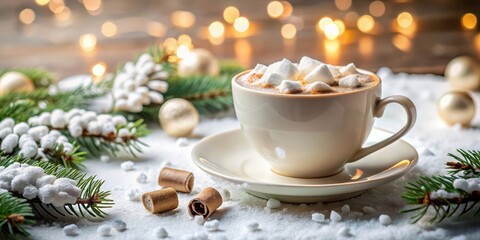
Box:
[177,49,220,77]
[0,71,35,96]
[159,98,199,137]
[445,56,480,91]
[437,90,476,127]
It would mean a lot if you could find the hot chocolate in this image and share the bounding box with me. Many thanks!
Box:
[237,57,379,95]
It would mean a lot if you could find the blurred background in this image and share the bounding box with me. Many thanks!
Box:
[0,0,479,78]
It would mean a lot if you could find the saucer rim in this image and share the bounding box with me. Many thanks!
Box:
[191,127,418,188]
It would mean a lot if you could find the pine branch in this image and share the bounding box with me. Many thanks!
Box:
[401,149,480,224]
[0,68,54,88]
[0,193,35,239]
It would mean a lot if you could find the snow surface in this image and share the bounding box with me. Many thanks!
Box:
[29,69,480,239]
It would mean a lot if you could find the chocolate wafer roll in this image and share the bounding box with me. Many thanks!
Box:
[142,188,178,214]
[188,187,223,219]
[158,167,194,193]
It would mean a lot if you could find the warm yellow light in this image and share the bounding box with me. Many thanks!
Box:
[369,1,385,17]
[208,21,225,38]
[19,8,35,25]
[147,21,166,37]
[281,23,296,39]
[462,13,477,30]
[162,38,178,53]
[267,1,284,19]
[392,34,411,52]
[79,34,97,52]
[234,17,250,33]
[357,15,375,33]
[344,11,359,27]
[49,0,65,14]
[318,17,333,31]
[209,36,225,45]
[334,20,345,34]
[176,45,190,59]
[281,1,293,18]
[178,34,192,45]
[475,33,480,52]
[397,12,413,29]
[35,0,50,6]
[235,39,252,67]
[324,23,340,40]
[324,39,340,65]
[335,0,351,11]
[92,62,106,78]
[55,7,71,22]
[83,0,101,12]
[359,36,374,57]
[223,6,240,24]
[101,21,117,37]
[171,11,196,29]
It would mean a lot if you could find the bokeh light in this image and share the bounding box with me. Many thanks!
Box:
[324,23,340,40]
[344,11,359,27]
[92,62,106,78]
[147,21,166,37]
[35,0,50,6]
[178,34,192,46]
[162,38,178,53]
[335,0,351,11]
[359,36,374,57]
[397,12,413,29]
[281,23,296,39]
[223,6,240,24]
[462,13,477,30]
[392,34,411,52]
[19,8,35,25]
[281,1,293,18]
[369,1,386,17]
[234,17,249,33]
[334,20,345,34]
[55,7,71,22]
[317,17,333,31]
[267,1,284,19]
[171,11,195,28]
[83,0,102,12]
[102,21,117,37]
[208,21,225,38]
[79,34,97,52]
[357,15,375,33]
[176,45,190,59]
[49,0,65,14]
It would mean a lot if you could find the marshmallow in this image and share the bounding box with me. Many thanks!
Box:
[63,224,79,236]
[338,75,361,88]
[311,213,325,222]
[298,56,322,79]
[304,64,335,85]
[379,214,392,226]
[97,225,112,237]
[136,172,148,183]
[305,82,333,93]
[204,219,220,232]
[328,65,341,78]
[277,80,303,94]
[194,215,204,225]
[337,226,352,237]
[121,161,135,171]
[330,210,342,222]
[252,64,267,74]
[153,227,168,238]
[175,138,189,147]
[340,63,359,75]
[112,220,127,231]
[266,198,281,209]
[245,222,259,232]
[126,188,141,201]
[260,73,285,87]
[275,59,300,80]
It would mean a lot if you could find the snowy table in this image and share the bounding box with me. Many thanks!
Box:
[31,69,480,239]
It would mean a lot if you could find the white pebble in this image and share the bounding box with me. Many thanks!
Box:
[379,214,392,226]
[97,224,112,237]
[311,213,325,223]
[245,222,259,232]
[341,204,350,214]
[153,227,168,238]
[363,206,376,214]
[204,219,220,232]
[338,75,360,88]
[63,224,79,236]
[194,215,204,225]
[136,173,148,183]
[266,198,281,209]
[112,220,127,231]
[330,210,342,222]
[100,155,110,162]
[121,161,135,171]
[337,226,352,237]
[126,188,140,201]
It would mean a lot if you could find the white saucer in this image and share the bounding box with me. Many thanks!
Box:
[191,128,418,203]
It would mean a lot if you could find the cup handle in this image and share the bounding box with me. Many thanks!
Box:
[348,95,417,163]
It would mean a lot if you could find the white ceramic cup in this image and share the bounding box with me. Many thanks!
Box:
[232,69,416,178]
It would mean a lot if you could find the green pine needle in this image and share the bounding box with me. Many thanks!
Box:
[0,193,35,239]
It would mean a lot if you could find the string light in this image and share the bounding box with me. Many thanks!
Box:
[171,11,196,28]
[324,23,340,40]
[223,6,240,24]
[317,17,333,31]
[462,13,477,30]
[392,34,411,52]
[281,23,296,39]
[334,0,351,11]
[369,1,385,17]
[357,15,375,33]
[83,0,102,12]
[91,62,106,78]
[79,34,97,52]
[35,0,50,6]
[102,21,117,37]
[208,21,225,38]
[55,7,71,22]
[267,1,284,19]
[147,21,166,37]
[234,17,249,33]
[19,8,35,25]
[397,12,413,29]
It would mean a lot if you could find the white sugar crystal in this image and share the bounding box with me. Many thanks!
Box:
[276,80,302,94]
[0,127,12,140]
[311,213,325,222]
[304,64,335,85]
[266,198,281,209]
[63,224,79,236]
[260,73,284,87]
[13,123,29,135]
[204,219,220,232]
[87,121,102,135]
[112,116,127,127]
[337,226,352,237]
[305,82,333,94]
[175,138,189,147]
[252,64,268,74]
[379,214,392,226]
[100,155,110,163]
[0,118,15,129]
[118,128,131,138]
[112,220,127,231]
[1,134,19,153]
[121,161,135,171]
[220,188,231,201]
[341,204,350,214]
[298,56,322,78]
[340,63,359,75]
[136,172,148,183]
[330,210,342,222]
[153,226,168,238]
[194,215,205,225]
[28,126,49,141]
[126,188,140,201]
[363,206,376,214]
[339,75,360,88]
[245,222,259,232]
[148,80,169,93]
[97,224,112,237]
[275,59,300,80]
[149,91,165,104]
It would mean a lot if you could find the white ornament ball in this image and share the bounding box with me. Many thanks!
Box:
[0,72,35,96]
[159,98,199,137]
[437,90,476,127]
[445,56,480,91]
[177,49,220,77]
